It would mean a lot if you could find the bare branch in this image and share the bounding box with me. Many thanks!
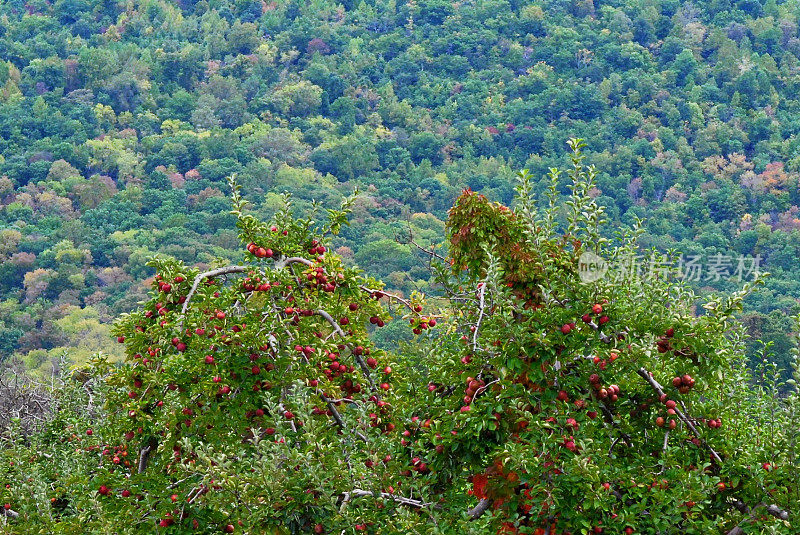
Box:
[274,256,314,269]
[138,444,153,474]
[181,266,249,315]
[467,498,492,519]
[342,489,437,509]
[472,282,487,353]
[0,508,19,519]
[407,236,448,263]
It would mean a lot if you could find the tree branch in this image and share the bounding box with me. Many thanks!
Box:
[730,500,789,522]
[0,508,19,519]
[467,498,492,519]
[181,265,249,315]
[636,367,722,464]
[319,392,367,442]
[138,443,153,474]
[585,319,612,343]
[341,489,437,509]
[638,368,790,523]
[472,282,487,353]
[274,256,314,269]
[314,309,377,390]
[359,285,418,313]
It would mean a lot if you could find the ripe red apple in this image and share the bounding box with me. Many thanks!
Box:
[560,324,572,334]
[592,304,603,314]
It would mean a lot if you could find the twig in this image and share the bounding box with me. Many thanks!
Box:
[341,489,437,509]
[585,320,612,343]
[472,282,487,353]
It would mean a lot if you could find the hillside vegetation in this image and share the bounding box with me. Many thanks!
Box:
[1,0,800,373]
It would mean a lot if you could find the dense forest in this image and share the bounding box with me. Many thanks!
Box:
[2,0,800,377]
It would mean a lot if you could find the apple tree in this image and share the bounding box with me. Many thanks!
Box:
[395,139,795,534]
[2,141,797,535]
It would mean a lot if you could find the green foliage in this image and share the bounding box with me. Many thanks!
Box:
[2,150,798,535]
[2,0,800,378]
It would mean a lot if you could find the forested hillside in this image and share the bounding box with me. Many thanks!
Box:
[2,0,800,374]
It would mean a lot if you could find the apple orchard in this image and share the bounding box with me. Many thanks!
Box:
[1,141,796,535]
